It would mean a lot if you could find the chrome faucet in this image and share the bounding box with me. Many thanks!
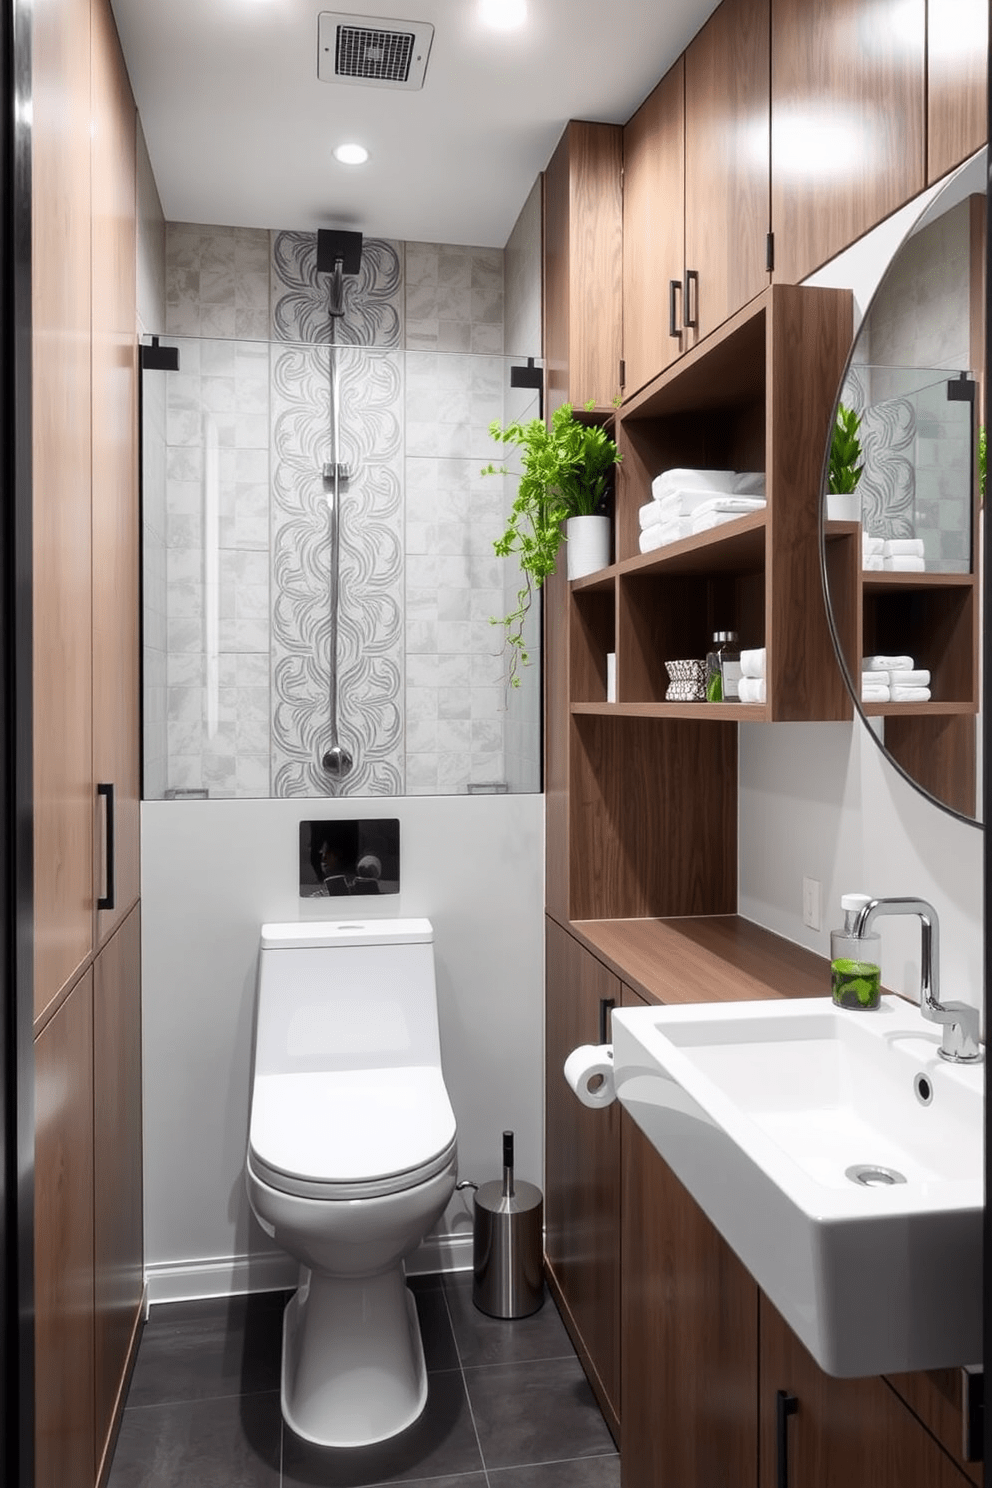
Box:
[852,897,982,1064]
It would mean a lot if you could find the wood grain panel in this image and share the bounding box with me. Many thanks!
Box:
[567,122,623,408]
[35,973,95,1488]
[544,919,621,1429]
[621,1110,759,1488]
[622,61,685,397]
[543,130,570,417]
[569,714,737,920]
[883,714,977,820]
[32,0,94,1020]
[771,0,925,284]
[91,0,139,948]
[928,1,988,184]
[767,284,853,720]
[885,1369,983,1486]
[544,560,569,921]
[759,1293,973,1488]
[684,0,771,343]
[93,906,143,1474]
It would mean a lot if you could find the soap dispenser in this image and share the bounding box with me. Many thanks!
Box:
[830,893,882,1009]
[705,631,741,702]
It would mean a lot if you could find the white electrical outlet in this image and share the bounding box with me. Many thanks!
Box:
[802,877,822,932]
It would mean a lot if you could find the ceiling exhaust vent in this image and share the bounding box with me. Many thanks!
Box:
[318,13,434,90]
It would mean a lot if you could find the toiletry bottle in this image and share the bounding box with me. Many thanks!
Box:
[830,893,882,1009]
[705,631,740,702]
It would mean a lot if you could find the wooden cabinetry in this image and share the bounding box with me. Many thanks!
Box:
[928,1,988,184]
[621,1109,758,1488]
[759,1294,973,1488]
[770,0,926,285]
[544,121,623,415]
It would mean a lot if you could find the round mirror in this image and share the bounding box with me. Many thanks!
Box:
[820,149,985,826]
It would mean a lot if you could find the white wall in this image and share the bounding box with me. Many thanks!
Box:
[740,153,985,1017]
[141,794,544,1300]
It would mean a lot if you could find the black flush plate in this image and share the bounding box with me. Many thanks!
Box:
[299,818,400,898]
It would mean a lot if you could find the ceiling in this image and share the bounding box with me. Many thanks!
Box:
[110,0,720,246]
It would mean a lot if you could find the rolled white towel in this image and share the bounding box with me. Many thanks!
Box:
[883,556,925,572]
[862,555,884,571]
[890,668,930,687]
[862,683,891,702]
[862,534,885,556]
[732,471,766,496]
[891,685,932,702]
[691,496,766,518]
[651,469,736,500]
[883,538,925,557]
[863,654,913,672]
[738,676,766,705]
[741,647,766,680]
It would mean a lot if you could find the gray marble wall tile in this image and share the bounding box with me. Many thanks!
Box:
[405,243,505,354]
[271,232,403,348]
[166,224,271,341]
[270,344,405,795]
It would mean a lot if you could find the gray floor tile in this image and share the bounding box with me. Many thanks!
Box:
[464,1357,616,1472]
[106,1390,281,1488]
[126,1292,287,1407]
[441,1278,574,1368]
[414,1284,461,1373]
[489,1457,621,1487]
[281,1369,484,1487]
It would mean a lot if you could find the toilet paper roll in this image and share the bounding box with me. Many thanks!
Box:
[563,1044,616,1109]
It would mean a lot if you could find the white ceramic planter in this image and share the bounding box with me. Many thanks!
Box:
[825,491,861,522]
[566,514,611,580]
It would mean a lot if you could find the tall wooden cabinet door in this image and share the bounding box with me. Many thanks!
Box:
[545,919,621,1432]
[32,0,94,1020]
[93,906,143,1476]
[622,59,685,397]
[928,2,988,184]
[758,1294,972,1488]
[621,1111,759,1488]
[91,0,140,949]
[771,0,925,285]
[35,975,95,1488]
[684,0,771,345]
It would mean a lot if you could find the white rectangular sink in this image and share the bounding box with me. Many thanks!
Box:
[611,996,983,1377]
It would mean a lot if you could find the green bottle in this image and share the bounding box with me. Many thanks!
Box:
[831,893,881,1009]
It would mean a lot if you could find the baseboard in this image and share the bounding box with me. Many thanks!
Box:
[145,1233,473,1306]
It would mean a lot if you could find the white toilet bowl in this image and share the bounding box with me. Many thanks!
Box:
[245,919,458,1448]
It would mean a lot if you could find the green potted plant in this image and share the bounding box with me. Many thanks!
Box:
[482,402,621,686]
[826,401,865,520]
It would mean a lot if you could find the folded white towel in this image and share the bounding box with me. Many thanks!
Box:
[691,511,742,534]
[863,654,914,672]
[738,677,766,705]
[691,496,766,519]
[654,486,742,518]
[862,534,885,556]
[883,538,925,557]
[741,648,766,680]
[891,685,932,702]
[639,501,668,530]
[651,469,736,500]
[862,556,884,571]
[861,684,891,702]
[884,556,926,572]
[891,668,930,687]
[639,520,692,553]
[732,472,766,496]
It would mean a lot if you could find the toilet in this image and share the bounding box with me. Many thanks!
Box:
[245,918,457,1448]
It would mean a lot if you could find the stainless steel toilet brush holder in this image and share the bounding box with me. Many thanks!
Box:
[471,1130,544,1319]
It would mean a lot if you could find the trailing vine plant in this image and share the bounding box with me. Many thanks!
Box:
[481,402,621,687]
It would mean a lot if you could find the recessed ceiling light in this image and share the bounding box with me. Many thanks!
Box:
[333,142,369,166]
[479,0,527,30]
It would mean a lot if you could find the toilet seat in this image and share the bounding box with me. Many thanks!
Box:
[249,1065,457,1201]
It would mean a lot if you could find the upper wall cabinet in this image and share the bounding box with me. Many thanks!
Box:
[683,0,770,346]
[623,0,771,399]
[771,0,926,286]
[927,0,988,184]
[544,121,623,414]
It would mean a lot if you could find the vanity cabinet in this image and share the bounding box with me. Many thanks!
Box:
[758,1294,974,1488]
[770,0,926,285]
[544,121,623,415]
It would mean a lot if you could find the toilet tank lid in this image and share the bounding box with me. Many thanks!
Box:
[260,918,434,949]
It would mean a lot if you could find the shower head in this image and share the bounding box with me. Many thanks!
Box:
[317,229,364,275]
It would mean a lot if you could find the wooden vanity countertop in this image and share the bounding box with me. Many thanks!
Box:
[568,914,833,1006]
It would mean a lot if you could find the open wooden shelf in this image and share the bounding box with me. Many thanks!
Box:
[862,700,977,717]
[572,701,771,722]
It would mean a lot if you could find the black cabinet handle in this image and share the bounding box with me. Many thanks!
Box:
[599,996,616,1045]
[668,277,682,338]
[776,1390,798,1488]
[97,782,116,912]
[684,268,699,329]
